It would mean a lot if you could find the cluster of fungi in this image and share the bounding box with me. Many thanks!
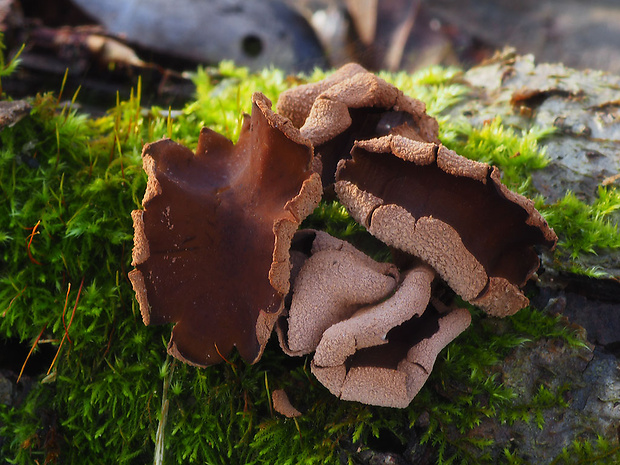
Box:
[129,64,557,410]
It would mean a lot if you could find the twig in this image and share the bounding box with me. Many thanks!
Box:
[3,286,26,318]
[47,277,85,375]
[26,220,42,265]
[17,323,48,384]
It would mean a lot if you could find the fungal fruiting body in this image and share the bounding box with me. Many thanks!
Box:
[334,135,557,316]
[129,93,321,367]
[277,62,439,186]
[278,230,472,408]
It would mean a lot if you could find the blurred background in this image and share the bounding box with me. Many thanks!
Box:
[2,0,620,108]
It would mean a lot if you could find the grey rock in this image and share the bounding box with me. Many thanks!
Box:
[440,338,619,464]
[576,350,620,440]
[354,450,409,465]
[537,288,620,349]
[448,52,620,203]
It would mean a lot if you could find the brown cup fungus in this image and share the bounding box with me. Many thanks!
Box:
[335,134,558,317]
[278,230,472,408]
[277,63,439,185]
[278,230,400,357]
[129,93,322,367]
[271,389,302,418]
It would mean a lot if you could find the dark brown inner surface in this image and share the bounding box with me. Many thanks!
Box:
[136,101,314,366]
[347,305,441,371]
[316,109,417,186]
[338,148,550,285]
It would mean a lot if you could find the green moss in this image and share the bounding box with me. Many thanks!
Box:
[550,437,620,465]
[0,88,163,463]
[0,33,24,95]
[440,117,554,193]
[381,66,470,116]
[0,56,617,465]
[539,187,620,268]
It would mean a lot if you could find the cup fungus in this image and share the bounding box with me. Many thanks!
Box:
[129,92,322,367]
[278,229,399,357]
[335,134,558,317]
[271,389,302,418]
[276,63,439,185]
[278,230,472,408]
